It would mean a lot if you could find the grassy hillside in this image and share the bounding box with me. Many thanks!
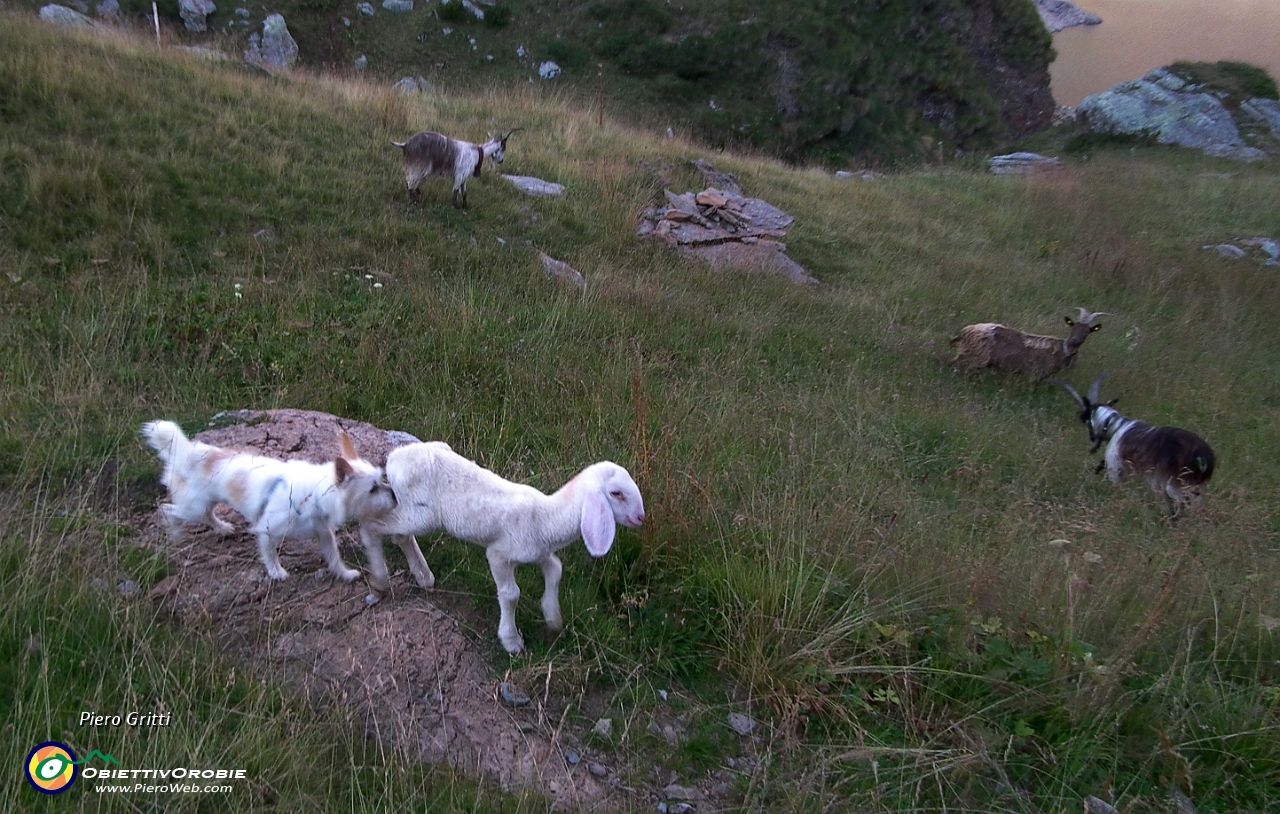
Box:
[3,14,1280,813]
[13,0,1054,165]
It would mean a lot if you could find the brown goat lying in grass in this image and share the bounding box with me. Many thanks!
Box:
[952,307,1109,378]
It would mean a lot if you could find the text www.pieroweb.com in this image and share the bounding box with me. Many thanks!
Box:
[84,767,243,794]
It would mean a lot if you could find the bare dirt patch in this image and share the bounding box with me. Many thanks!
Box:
[135,409,615,809]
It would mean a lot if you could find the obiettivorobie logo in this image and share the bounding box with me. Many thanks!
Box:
[24,743,118,795]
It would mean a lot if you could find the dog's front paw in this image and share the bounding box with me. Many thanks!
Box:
[266,564,289,581]
[336,567,360,582]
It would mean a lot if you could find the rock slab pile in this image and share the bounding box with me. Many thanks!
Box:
[637,162,815,284]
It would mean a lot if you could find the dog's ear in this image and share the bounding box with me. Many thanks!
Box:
[334,456,354,484]
[338,430,358,461]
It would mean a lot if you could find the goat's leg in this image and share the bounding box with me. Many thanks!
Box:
[538,553,564,633]
[317,526,360,582]
[394,533,435,589]
[486,548,524,654]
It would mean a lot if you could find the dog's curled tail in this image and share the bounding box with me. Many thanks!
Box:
[141,420,191,465]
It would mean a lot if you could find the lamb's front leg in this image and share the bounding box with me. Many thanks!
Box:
[486,548,524,654]
[539,553,564,633]
[395,534,436,589]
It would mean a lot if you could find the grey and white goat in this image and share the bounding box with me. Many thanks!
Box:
[952,307,1110,378]
[392,127,522,207]
[1048,371,1215,516]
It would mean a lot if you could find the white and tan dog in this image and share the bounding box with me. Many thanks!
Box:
[142,420,397,582]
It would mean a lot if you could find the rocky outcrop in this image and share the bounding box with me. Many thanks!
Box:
[1077,68,1278,162]
[179,0,216,32]
[39,4,95,28]
[244,14,298,71]
[1034,0,1100,33]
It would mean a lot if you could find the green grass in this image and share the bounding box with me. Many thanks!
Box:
[3,14,1280,812]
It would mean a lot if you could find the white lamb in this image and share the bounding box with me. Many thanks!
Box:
[359,442,646,654]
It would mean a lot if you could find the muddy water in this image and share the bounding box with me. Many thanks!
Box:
[1050,0,1280,107]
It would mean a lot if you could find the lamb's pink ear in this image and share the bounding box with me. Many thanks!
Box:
[580,491,616,557]
[338,430,358,461]
[334,457,354,484]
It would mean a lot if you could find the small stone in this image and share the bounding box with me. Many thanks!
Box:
[592,718,613,738]
[988,152,1060,174]
[1210,243,1247,259]
[381,0,412,11]
[662,783,703,801]
[498,681,530,707]
[354,54,367,70]
[364,593,379,606]
[357,1,374,15]
[538,61,561,79]
[588,762,608,777]
[565,749,580,765]
[116,580,140,597]
[727,712,757,736]
[658,689,668,701]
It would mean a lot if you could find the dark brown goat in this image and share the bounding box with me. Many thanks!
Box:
[1048,372,1215,517]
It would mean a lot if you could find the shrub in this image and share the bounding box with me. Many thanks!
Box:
[544,40,592,72]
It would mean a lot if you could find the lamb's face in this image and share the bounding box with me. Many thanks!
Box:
[601,466,645,528]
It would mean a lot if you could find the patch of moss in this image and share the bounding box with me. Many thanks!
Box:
[1169,60,1280,104]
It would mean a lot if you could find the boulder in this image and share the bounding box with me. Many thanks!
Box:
[381,0,412,12]
[1077,68,1268,162]
[392,76,433,94]
[538,61,560,80]
[988,152,1061,174]
[179,0,216,32]
[1034,0,1100,34]
[39,4,96,28]
[501,175,565,197]
[244,14,299,70]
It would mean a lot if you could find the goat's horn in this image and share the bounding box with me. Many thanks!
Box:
[503,127,524,139]
[1085,370,1108,404]
[1046,378,1086,410]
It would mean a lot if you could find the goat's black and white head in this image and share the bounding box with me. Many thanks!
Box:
[483,127,523,169]
[1047,371,1120,452]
